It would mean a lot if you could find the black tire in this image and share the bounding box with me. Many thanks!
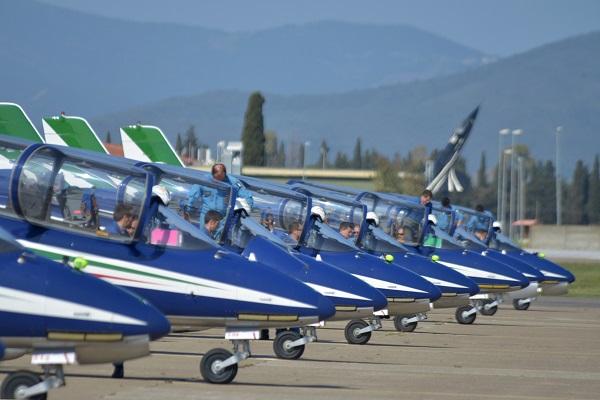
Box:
[394,316,418,332]
[344,320,371,345]
[455,305,477,325]
[1,370,46,400]
[200,348,238,384]
[273,330,305,360]
[480,300,498,316]
[513,298,531,311]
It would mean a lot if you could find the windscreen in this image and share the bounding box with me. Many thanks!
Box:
[244,186,307,246]
[488,231,521,252]
[366,195,424,247]
[309,196,364,242]
[305,220,359,252]
[144,204,217,251]
[423,225,463,250]
[157,173,232,241]
[361,226,406,253]
[229,215,290,249]
[455,208,492,242]
[18,147,147,243]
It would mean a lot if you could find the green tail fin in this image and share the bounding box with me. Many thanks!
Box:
[0,102,45,143]
[120,124,184,167]
[42,114,108,154]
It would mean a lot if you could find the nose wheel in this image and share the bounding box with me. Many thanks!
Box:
[455,305,477,324]
[479,299,498,316]
[200,348,239,384]
[344,318,381,345]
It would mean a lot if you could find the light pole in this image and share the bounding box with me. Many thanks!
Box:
[501,148,511,231]
[518,156,525,241]
[555,126,563,225]
[509,129,523,239]
[497,129,510,220]
[302,141,311,180]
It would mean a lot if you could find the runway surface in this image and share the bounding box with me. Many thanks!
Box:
[2,296,600,400]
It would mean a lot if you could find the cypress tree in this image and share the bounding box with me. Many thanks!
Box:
[565,160,589,224]
[184,125,198,158]
[277,141,286,167]
[477,151,488,187]
[318,140,330,169]
[175,133,184,155]
[241,91,266,166]
[105,130,112,144]
[352,137,363,169]
[586,155,600,224]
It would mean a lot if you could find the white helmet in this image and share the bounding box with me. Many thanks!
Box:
[492,221,502,231]
[235,197,251,215]
[152,185,171,206]
[366,211,379,227]
[311,205,325,222]
[427,213,438,225]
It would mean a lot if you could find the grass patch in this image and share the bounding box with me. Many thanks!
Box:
[560,262,600,297]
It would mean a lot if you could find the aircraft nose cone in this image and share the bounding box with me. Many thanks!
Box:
[371,289,388,311]
[145,305,171,340]
[316,295,336,321]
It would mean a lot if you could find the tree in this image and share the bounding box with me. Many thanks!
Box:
[105,130,112,144]
[477,151,488,188]
[374,157,403,193]
[264,130,279,167]
[565,160,589,224]
[184,125,198,159]
[241,91,266,166]
[276,141,286,167]
[352,137,362,169]
[318,140,330,169]
[175,133,184,155]
[333,152,351,169]
[587,155,600,224]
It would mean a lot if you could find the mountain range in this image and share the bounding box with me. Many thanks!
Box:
[0,0,488,119]
[91,31,600,175]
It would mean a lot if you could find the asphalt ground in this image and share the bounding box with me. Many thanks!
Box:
[2,296,600,400]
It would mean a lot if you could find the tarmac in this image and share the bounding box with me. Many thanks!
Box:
[2,296,600,400]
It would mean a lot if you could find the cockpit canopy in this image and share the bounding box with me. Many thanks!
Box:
[237,177,308,246]
[14,145,148,242]
[361,193,425,247]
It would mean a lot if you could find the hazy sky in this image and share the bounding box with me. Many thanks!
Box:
[38,0,600,55]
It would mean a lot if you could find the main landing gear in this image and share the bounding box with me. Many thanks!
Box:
[272,326,317,360]
[455,297,503,324]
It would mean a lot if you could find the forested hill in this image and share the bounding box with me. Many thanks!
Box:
[0,0,487,118]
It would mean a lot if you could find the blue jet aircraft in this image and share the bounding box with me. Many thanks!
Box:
[0,227,170,399]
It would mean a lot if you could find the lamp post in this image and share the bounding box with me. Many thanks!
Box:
[555,126,563,225]
[509,129,523,239]
[501,148,512,231]
[518,156,525,241]
[302,141,311,180]
[497,129,510,220]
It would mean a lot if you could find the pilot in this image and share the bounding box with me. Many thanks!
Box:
[261,212,275,232]
[211,163,253,207]
[352,222,360,239]
[339,221,353,239]
[420,189,433,214]
[203,210,223,239]
[288,221,303,242]
[107,204,134,236]
[436,196,452,231]
[126,216,139,237]
[395,226,405,243]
